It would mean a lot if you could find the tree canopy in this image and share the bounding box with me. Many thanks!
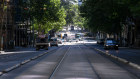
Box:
[22,0,66,33]
[22,0,86,33]
[80,0,140,34]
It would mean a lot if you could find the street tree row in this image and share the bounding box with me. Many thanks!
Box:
[80,0,140,34]
[21,0,84,33]
[22,0,66,33]
[61,0,85,29]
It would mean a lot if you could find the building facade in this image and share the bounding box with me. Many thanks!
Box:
[0,0,15,51]
[0,0,32,51]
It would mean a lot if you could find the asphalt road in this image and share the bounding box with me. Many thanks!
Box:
[0,43,139,79]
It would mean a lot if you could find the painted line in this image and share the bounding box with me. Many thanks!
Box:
[0,72,3,76]
[117,57,129,64]
[3,63,21,73]
[129,62,140,70]
[20,59,31,65]
[110,54,116,58]
[31,56,39,60]
[48,46,70,79]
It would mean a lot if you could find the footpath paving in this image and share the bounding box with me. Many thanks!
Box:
[0,46,35,54]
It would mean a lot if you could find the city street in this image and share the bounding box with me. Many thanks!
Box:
[0,41,140,79]
[0,0,140,79]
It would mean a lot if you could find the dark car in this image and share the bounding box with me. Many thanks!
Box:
[70,38,78,42]
[35,37,49,50]
[104,39,118,50]
[71,26,74,30]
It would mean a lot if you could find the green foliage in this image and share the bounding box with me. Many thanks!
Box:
[26,0,66,33]
[80,0,139,34]
[129,1,140,17]
[73,5,85,28]
[64,3,76,25]
[4,6,7,11]
[61,0,85,28]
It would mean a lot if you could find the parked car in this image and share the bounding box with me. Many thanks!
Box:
[57,39,62,44]
[71,39,78,42]
[49,37,58,47]
[104,38,118,50]
[71,26,74,30]
[97,39,105,44]
[57,38,62,44]
[35,37,49,50]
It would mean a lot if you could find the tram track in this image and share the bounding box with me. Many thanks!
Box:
[78,45,101,79]
[48,45,101,79]
[0,44,139,79]
[48,46,71,79]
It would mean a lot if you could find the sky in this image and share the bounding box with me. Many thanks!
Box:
[69,0,82,5]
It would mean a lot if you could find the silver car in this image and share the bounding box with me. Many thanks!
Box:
[50,38,58,47]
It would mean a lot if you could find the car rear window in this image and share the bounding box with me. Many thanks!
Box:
[53,39,57,41]
[50,39,57,41]
[107,40,117,44]
[107,40,113,43]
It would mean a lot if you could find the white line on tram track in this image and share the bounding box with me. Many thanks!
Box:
[48,46,71,79]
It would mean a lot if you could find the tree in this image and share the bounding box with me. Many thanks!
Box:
[122,0,140,17]
[61,0,75,26]
[72,4,85,28]
[80,0,131,34]
[29,0,66,33]
[61,0,84,28]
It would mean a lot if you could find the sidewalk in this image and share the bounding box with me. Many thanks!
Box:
[0,46,35,54]
[0,44,63,54]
